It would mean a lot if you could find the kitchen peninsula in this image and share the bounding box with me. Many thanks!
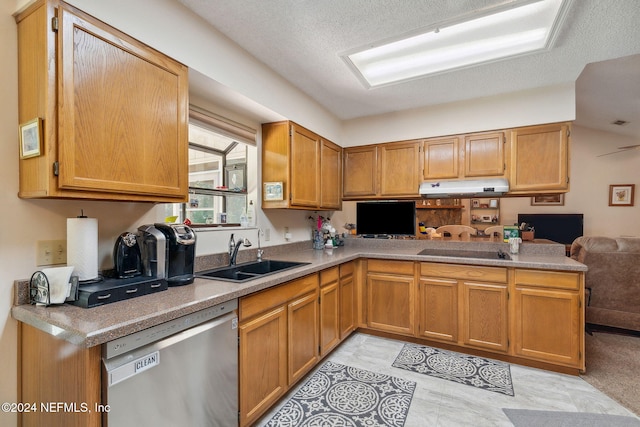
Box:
[13,238,586,427]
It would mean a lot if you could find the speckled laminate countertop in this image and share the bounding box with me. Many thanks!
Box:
[11,238,586,348]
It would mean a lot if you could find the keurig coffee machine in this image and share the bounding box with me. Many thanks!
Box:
[138,223,196,286]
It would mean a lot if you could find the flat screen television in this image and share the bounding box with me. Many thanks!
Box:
[356,201,416,236]
[517,213,583,245]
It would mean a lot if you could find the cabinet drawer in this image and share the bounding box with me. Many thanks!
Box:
[239,274,319,321]
[340,261,354,278]
[367,259,414,275]
[514,269,580,290]
[320,267,339,286]
[421,262,507,283]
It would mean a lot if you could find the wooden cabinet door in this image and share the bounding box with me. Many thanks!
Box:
[288,292,319,384]
[320,139,343,209]
[366,272,415,335]
[239,306,287,427]
[339,262,356,339]
[423,136,460,179]
[464,132,505,177]
[461,281,509,352]
[320,274,340,356]
[343,145,378,198]
[418,277,458,343]
[290,124,320,207]
[57,4,188,198]
[509,123,570,192]
[379,141,422,196]
[513,287,581,367]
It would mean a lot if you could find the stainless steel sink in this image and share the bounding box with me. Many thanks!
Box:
[196,260,310,282]
[417,248,511,260]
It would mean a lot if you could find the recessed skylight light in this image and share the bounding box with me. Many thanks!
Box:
[342,0,573,88]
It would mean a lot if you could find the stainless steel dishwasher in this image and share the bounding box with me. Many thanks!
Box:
[102,299,238,427]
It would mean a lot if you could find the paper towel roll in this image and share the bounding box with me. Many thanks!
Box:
[67,217,99,281]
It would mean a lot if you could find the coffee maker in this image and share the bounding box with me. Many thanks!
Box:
[138,223,196,286]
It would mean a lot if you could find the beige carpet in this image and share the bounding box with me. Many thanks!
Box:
[581,330,640,416]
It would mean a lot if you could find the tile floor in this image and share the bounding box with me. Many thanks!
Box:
[257,333,639,426]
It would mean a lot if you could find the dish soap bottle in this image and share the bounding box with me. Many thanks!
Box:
[246,200,255,227]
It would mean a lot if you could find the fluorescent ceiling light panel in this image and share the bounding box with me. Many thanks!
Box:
[343,0,572,88]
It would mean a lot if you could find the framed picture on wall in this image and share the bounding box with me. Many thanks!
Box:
[609,184,635,206]
[19,117,43,159]
[531,194,564,206]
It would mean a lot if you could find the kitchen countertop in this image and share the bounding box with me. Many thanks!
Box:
[12,238,586,348]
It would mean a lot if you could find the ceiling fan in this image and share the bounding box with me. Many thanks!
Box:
[597,144,640,157]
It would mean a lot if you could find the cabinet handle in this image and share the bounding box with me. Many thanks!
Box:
[125,288,139,294]
[97,294,112,300]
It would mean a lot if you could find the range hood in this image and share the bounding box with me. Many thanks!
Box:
[419,178,509,198]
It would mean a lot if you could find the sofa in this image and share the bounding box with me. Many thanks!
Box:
[570,236,640,332]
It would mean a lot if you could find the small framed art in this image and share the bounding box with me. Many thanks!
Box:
[531,194,564,206]
[609,184,635,207]
[19,118,43,159]
[264,182,284,201]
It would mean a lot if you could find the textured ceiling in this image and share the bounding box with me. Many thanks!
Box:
[179,0,640,138]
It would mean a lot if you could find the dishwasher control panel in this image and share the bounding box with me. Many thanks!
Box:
[104,298,238,359]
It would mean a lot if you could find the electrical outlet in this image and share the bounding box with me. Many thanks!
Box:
[264,228,271,241]
[36,240,67,266]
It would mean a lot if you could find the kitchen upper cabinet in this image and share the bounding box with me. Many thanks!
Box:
[509,123,570,193]
[422,131,505,181]
[16,0,188,202]
[343,145,378,198]
[343,140,421,199]
[512,269,583,369]
[379,141,422,197]
[366,260,415,336]
[262,121,342,210]
[423,136,460,179]
[464,131,505,177]
[320,139,343,209]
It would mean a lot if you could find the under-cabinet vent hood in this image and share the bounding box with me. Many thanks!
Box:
[419,178,509,198]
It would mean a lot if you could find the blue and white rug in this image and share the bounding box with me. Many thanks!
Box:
[265,361,416,426]
[392,344,514,396]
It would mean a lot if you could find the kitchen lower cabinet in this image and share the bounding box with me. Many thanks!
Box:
[19,323,102,427]
[461,281,508,352]
[16,0,188,202]
[239,306,287,427]
[512,269,583,368]
[418,277,458,343]
[366,260,415,336]
[288,292,319,384]
[238,273,319,427]
[320,267,340,356]
[339,261,356,339]
[419,262,508,352]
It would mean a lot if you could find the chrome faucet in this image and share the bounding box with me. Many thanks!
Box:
[230,236,252,265]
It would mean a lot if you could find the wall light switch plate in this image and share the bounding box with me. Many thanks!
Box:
[36,240,67,266]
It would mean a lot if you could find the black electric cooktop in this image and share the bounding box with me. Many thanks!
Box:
[417,248,511,260]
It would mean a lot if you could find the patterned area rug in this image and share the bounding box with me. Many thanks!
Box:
[392,344,514,396]
[265,361,416,427]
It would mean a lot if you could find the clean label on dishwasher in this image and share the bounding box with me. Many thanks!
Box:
[135,351,160,373]
[108,351,160,387]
